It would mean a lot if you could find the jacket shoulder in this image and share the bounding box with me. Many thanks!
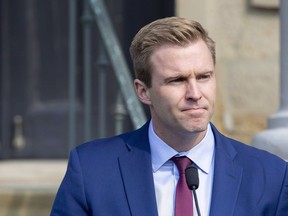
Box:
[211,123,286,168]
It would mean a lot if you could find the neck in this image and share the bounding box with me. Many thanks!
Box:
[153,127,207,152]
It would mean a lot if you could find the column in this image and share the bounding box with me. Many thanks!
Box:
[251,0,288,161]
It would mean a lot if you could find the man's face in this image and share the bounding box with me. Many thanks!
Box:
[135,39,216,140]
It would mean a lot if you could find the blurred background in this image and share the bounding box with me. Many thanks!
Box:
[0,0,281,215]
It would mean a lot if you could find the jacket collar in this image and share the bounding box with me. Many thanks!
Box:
[118,121,158,216]
[209,124,243,216]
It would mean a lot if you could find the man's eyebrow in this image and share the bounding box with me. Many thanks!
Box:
[164,74,188,82]
[198,70,214,73]
[196,70,214,75]
[163,70,214,82]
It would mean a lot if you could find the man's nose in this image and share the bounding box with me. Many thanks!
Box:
[185,80,202,101]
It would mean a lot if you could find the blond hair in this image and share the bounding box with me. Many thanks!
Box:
[130,16,215,87]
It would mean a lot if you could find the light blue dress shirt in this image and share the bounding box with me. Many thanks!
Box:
[149,120,215,216]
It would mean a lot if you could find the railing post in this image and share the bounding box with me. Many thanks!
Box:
[97,41,108,138]
[68,0,77,152]
[88,0,147,129]
[114,93,128,135]
[82,0,93,141]
[251,0,288,160]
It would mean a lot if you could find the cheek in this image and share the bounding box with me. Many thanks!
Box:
[150,89,178,109]
[203,82,216,102]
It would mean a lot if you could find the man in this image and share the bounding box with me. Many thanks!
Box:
[51,17,288,216]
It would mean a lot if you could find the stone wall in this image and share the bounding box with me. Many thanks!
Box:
[176,0,280,144]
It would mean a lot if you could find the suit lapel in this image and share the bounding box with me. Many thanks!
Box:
[118,123,158,216]
[209,125,243,216]
[117,123,243,216]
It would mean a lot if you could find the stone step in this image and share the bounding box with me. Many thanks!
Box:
[0,190,55,216]
[0,160,67,216]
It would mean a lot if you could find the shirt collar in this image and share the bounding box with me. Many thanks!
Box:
[149,120,215,174]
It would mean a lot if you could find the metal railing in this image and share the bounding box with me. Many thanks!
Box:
[68,0,147,151]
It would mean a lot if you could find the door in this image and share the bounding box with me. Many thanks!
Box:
[0,0,174,159]
[1,0,80,158]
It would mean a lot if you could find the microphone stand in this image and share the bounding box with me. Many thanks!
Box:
[192,186,201,216]
[185,166,201,216]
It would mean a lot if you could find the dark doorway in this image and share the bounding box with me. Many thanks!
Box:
[0,0,174,159]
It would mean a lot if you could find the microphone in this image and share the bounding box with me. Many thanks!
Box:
[185,166,201,216]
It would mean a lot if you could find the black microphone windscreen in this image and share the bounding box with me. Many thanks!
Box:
[185,166,199,190]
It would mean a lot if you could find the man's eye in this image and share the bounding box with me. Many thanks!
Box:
[171,77,185,82]
[198,74,210,80]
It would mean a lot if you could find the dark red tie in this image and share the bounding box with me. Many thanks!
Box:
[172,156,193,216]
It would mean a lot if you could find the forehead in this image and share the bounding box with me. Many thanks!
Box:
[149,40,214,75]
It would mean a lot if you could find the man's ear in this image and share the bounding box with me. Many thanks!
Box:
[134,79,151,105]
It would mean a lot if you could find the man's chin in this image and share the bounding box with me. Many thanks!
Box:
[184,119,209,131]
[178,124,208,135]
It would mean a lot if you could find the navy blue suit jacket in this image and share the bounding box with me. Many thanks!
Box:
[51,122,288,215]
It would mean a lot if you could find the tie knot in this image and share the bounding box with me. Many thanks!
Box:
[172,156,192,174]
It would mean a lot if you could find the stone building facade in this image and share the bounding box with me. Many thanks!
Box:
[177,0,280,144]
[0,0,281,215]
